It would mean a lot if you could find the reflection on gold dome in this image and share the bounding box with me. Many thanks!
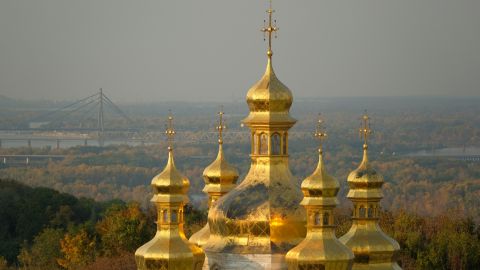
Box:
[135,113,205,270]
[339,113,401,270]
[286,116,354,270]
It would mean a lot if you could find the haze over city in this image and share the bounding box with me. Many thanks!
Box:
[1,0,479,103]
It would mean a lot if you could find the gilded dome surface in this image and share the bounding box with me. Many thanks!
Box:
[136,115,205,270]
[286,122,354,270]
[246,58,293,113]
[204,156,306,254]
[202,4,306,269]
[151,151,190,203]
[301,152,340,202]
[243,59,296,126]
[346,148,384,200]
[203,57,305,260]
[202,144,239,194]
[189,133,239,247]
[136,151,205,270]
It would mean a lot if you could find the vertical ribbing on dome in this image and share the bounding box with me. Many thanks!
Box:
[359,144,369,168]
[265,57,274,76]
[215,143,226,164]
[315,150,325,177]
[166,147,175,169]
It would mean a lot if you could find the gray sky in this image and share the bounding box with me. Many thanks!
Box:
[0,0,479,103]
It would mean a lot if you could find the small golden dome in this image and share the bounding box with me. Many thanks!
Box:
[151,150,190,203]
[243,58,296,126]
[189,146,239,247]
[189,110,239,248]
[202,144,239,194]
[346,146,384,199]
[136,113,205,270]
[301,151,340,203]
[339,113,401,269]
[286,143,354,269]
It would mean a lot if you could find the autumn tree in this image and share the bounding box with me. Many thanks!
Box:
[95,203,151,256]
[58,229,96,270]
[0,257,8,270]
[18,228,64,270]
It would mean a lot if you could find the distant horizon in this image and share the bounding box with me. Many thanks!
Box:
[2,92,479,106]
[1,1,479,102]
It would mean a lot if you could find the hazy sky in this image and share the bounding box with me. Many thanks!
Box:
[0,0,479,103]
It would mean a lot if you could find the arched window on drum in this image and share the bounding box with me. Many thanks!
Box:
[259,133,268,155]
[323,212,330,226]
[252,133,258,154]
[359,205,366,218]
[283,133,288,154]
[314,212,321,225]
[368,205,374,218]
[271,133,281,155]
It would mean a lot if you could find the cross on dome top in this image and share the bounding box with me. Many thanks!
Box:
[261,0,279,59]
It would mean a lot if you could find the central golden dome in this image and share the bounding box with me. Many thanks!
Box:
[243,58,296,126]
[203,57,306,266]
[202,6,306,269]
[246,58,293,113]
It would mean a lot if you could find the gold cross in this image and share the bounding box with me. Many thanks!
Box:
[314,114,327,153]
[165,110,176,150]
[261,0,278,58]
[359,110,372,147]
[216,106,226,144]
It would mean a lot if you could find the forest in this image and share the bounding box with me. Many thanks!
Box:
[0,179,479,270]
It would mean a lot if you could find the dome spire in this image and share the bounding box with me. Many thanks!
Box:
[244,0,295,126]
[359,110,372,162]
[165,109,176,152]
[261,0,278,59]
[315,113,328,155]
[216,106,226,145]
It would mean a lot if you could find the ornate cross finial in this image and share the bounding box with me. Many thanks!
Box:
[359,110,372,150]
[261,0,278,59]
[314,114,327,154]
[216,106,226,145]
[165,110,176,151]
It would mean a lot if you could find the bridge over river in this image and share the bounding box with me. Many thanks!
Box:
[0,133,153,148]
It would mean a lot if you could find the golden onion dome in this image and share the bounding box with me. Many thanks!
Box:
[243,58,296,126]
[346,145,384,200]
[150,150,190,203]
[246,58,293,112]
[301,151,340,205]
[202,144,239,194]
